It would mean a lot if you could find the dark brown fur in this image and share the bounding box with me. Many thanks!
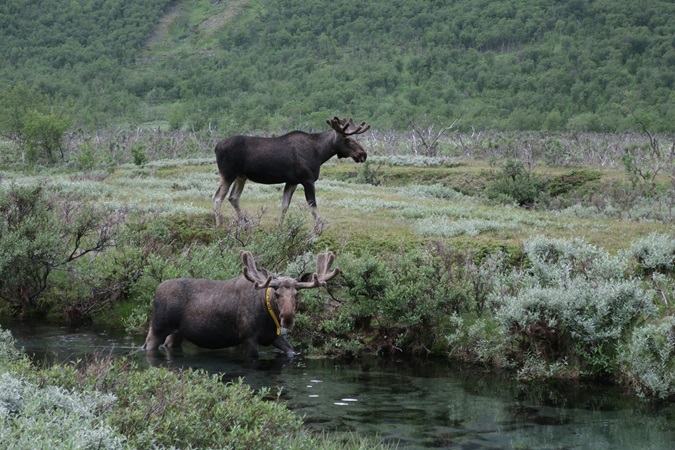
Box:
[213,117,370,224]
[142,251,339,360]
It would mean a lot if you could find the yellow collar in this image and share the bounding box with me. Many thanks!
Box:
[265,287,281,335]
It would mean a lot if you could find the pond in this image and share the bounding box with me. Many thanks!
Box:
[5,321,675,450]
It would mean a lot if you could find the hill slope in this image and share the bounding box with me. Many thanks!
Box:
[1,0,673,132]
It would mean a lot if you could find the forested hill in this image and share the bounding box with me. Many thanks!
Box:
[1,0,673,132]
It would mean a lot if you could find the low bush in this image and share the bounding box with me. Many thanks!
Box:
[484,159,547,208]
[620,316,675,400]
[0,326,319,450]
[491,237,656,378]
[626,232,675,276]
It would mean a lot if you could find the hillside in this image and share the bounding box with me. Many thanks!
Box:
[1,0,673,132]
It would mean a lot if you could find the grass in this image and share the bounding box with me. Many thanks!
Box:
[4,156,671,255]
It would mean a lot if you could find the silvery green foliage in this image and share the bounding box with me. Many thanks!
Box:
[0,329,125,449]
[415,216,518,237]
[368,155,457,167]
[0,373,124,450]
[524,236,628,286]
[491,237,656,376]
[398,184,474,202]
[621,316,675,400]
[626,232,675,274]
[0,328,30,373]
[495,277,655,344]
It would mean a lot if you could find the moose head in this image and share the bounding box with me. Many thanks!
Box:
[240,250,340,330]
[326,116,370,163]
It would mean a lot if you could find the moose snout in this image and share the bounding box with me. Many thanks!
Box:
[353,151,367,163]
[280,311,295,329]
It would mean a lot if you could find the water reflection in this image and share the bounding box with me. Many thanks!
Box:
[4,321,675,449]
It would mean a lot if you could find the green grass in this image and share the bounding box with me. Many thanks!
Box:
[4,157,670,255]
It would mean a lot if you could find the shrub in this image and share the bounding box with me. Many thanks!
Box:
[495,278,655,376]
[492,237,656,378]
[0,327,319,449]
[0,184,116,317]
[0,372,124,449]
[338,253,392,331]
[620,316,675,400]
[524,236,627,285]
[626,232,675,275]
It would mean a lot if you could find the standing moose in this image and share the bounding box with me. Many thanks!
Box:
[213,117,370,225]
[142,251,340,360]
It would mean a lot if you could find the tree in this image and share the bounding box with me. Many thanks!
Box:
[23,110,71,164]
[0,83,44,163]
[0,83,71,164]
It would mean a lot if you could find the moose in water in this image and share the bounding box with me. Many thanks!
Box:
[142,251,340,360]
[213,117,370,225]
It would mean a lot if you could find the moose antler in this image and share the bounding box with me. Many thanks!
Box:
[240,250,274,289]
[296,252,341,290]
[327,117,371,136]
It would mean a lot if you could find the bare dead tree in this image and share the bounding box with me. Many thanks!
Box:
[409,118,460,157]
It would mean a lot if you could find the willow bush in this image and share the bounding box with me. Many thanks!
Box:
[620,316,675,400]
[491,237,657,379]
[0,326,320,450]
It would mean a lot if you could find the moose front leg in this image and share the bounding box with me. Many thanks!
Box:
[302,181,319,223]
[273,334,296,356]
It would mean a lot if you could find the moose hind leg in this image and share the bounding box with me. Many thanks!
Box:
[163,331,184,349]
[280,183,298,223]
[213,175,233,226]
[228,177,247,219]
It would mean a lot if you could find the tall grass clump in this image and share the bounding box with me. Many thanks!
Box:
[491,237,656,379]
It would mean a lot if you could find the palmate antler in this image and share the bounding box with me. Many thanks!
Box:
[241,250,273,289]
[327,117,371,136]
[296,251,341,290]
[241,250,341,290]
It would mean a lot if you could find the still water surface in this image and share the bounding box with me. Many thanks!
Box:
[5,321,675,450]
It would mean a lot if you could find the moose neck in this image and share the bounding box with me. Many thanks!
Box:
[315,130,342,163]
[264,287,282,335]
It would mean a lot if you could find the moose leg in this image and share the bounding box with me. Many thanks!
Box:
[228,177,247,219]
[301,181,319,222]
[213,175,233,226]
[163,331,184,349]
[273,335,296,356]
[142,326,170,350]
[280,183,297,223]
[243,337,260,361]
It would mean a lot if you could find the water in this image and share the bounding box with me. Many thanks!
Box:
[4,321,675,449]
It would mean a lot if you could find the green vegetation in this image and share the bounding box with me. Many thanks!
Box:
[1,0,674,131]
[1,1,673,444]
[0,327,392,449]
[0,127,673,402]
